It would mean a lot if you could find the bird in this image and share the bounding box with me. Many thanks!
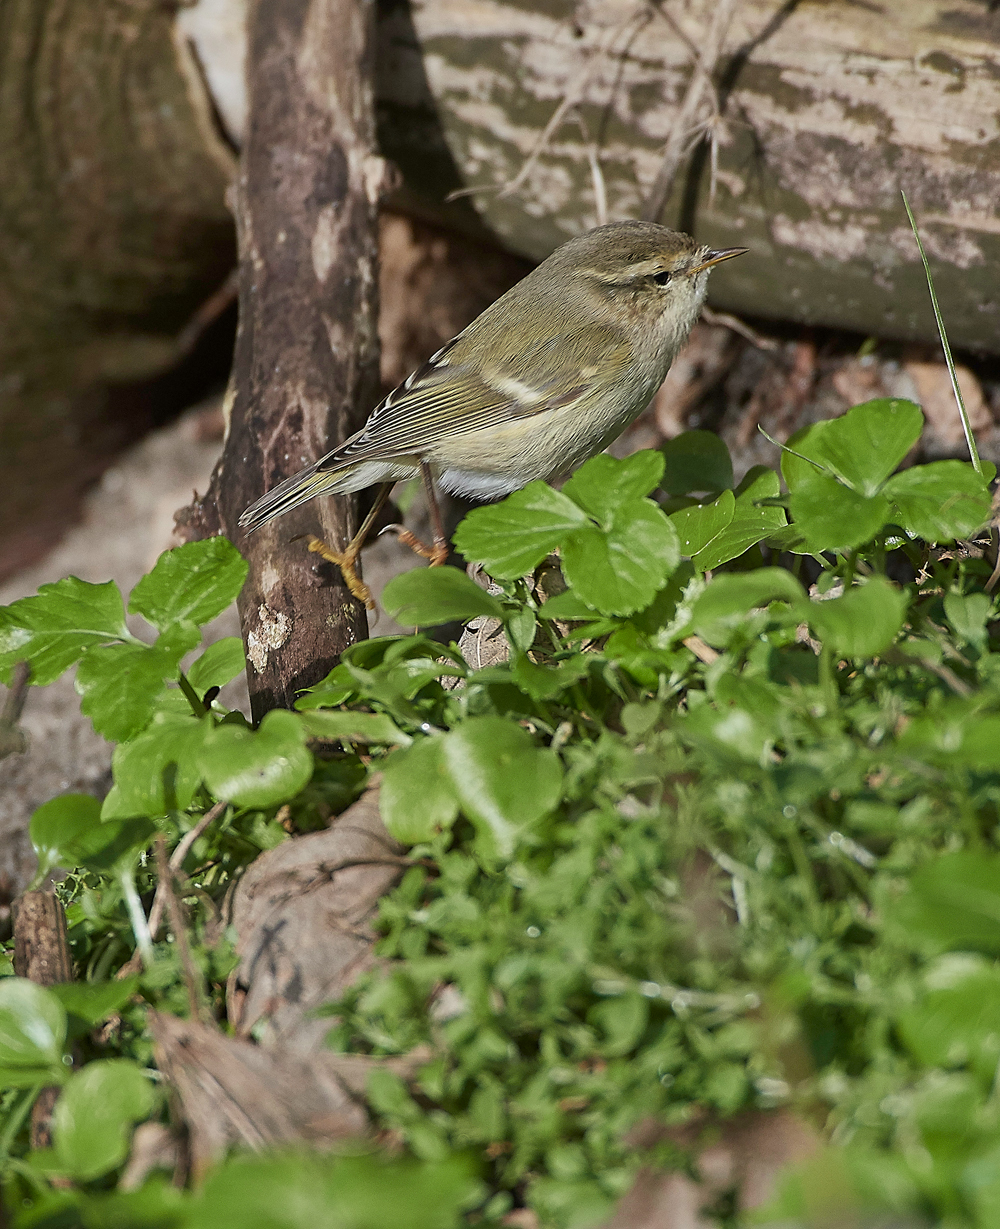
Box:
[239,219,747,607]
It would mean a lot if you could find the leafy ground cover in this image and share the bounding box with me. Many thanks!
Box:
[0,391,999,1228]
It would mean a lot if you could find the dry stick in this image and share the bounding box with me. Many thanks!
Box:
[701,305,779,351]
[573,109,609,228]
[116,802,227,980]
[153,837,207,1022]
[641,0,740,223]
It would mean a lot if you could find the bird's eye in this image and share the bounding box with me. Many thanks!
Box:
[652,270,672,286]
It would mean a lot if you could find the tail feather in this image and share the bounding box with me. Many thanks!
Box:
[239,460,354,533]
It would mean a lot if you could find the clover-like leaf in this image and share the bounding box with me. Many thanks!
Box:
[453,482,588,579]
[694,466,786,570]
[690,569,805,647]
[660,430,734,495]
[382,567,505,628]
[670,490,735,557]
[30,794,103,885]
[442,717,562,858]
[562,451,665,524]
[49,1060,155,1180]
[883,461,991,543]
[0,577,130,686]
[782,400,923,496]
[562,502,680,616]
[380,738,460,843]
[74,640,184,742]
[101,713,208,819]
[198,709,313,808]
[806,577,906,658]
[0,979,67,1088]
[788,474,890,554]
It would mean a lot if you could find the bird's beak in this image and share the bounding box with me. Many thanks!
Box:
[687,247,749,276]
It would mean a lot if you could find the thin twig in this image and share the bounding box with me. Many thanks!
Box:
[573,108,609,227]
[701,305,778,350]
[154,837,207,1021]
[116,802,227,980]
[641,0,739,222]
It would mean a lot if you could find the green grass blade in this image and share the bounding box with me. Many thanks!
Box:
[902,189,984,478]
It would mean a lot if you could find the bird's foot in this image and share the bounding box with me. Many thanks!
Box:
[305,536,375,609]
[380,524,449,566]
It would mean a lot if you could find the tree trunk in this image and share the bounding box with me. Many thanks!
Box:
[189,0,383,718]
[0,0,236,580]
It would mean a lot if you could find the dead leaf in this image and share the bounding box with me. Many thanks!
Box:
[228,781,407,1053]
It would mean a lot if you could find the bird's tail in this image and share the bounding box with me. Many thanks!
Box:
[239,457,356,533]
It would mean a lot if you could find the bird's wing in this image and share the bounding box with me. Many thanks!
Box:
[316,321,632,472]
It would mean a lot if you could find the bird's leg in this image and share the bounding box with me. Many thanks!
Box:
[305,482,394,610]
[380,461,449,566]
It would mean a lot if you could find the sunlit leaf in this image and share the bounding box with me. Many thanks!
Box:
[454,482,588,579]
[128,538,248,632]
[199,709,313,808]
[0,577,129,686]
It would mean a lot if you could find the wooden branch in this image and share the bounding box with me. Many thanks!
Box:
[187,0,384,717]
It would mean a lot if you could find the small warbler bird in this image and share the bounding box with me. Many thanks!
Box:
[240,220,746,606]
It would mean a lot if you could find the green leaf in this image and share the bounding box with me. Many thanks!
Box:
[382,567,505,628]
[76,818,157,875]
[380,738,460,843]
[75,640,183,742]
[536,589,606,621]
[186,1151,476,1229]
[659,430,734,495]
[187,637,247,692]
[788,474,891,553]
[0,577,129,686]
[792,399,924,496]
[690,569,805,647]
[562,502,680,616]
[48,1059,154,1180]
[944,591,993,650]
[299,709,412,746]
[48,981,139,1032]
[453,482,588,579]
[510,653,590,701]
[0,979,67,1088]
[883,461,992,542]
[670,490,735,557]
[562,451,665,524]
[897,708,1000,772]
[694,466,786,570]
[101,713,208,819]
[505,608,537,655]
[128,538,247,632]
[897,956,1000,1069]
[199,709,313,808]
[30,794,103,886]
[885,851,1000,955]
[806,578,907,658]
[442,717,563,858]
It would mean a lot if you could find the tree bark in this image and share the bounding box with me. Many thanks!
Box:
[377,0,1000,353]
[188,0,383,718]
[12,890,73,1151]
[0,0,236,580]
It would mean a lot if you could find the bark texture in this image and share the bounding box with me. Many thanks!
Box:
[377,0,1000,351]
[190,0,384,717]
[0,0,236,578]
[12,890,73,1150]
